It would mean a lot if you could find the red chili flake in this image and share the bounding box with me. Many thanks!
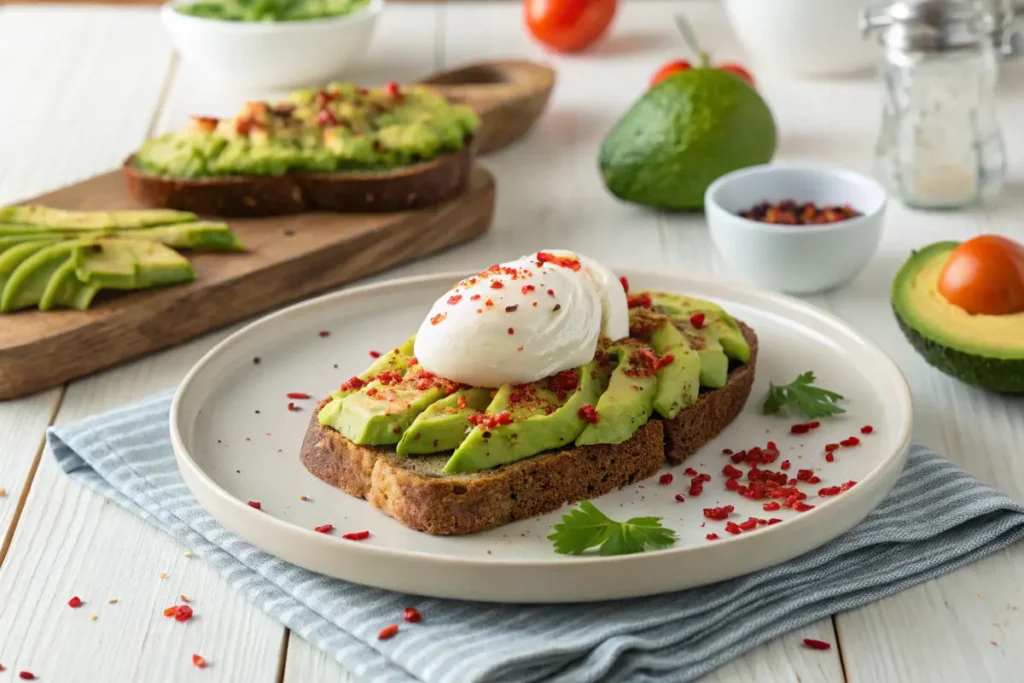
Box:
[763,501,781,511]
[808,476,821,484]
[722,464,743,479]
[18,673,35,680]
[706,533,720,540]
[703,505,734,520]
[507,327,515,335]
[536,251,582,271]
[490,281,505,290]
[378,624,399,640]
[369,350,382,359]
[68,596,83,608]
[722,448,734,455]
[365,388,378,397]
[808,421,821,429]
[690,312,706,329]
[724,521,742,535]
[247,501,262,510]
[314,524,334,533]
[578,404,599,424]
[791,423,810,434]
[339,376,366,393]
[766,441,777,450]
[287,402,301,412]
[319,330,330,337]
[738,517,759,531]
[446,294,462,305]
[793,501,815,512]
[549,370,579,395]
[843,436,861,447]
[780,460,791,471]
[164,606,178,617]
[287,392,311,399]
[384,81,402,98]
[658,473,674,485]
[403,607,422,623]
[343,530,370,541]
[505,305,519,313]
[675,494,685,502]
[174,605,194,622]
[457,395,467,410]
[861,425,874,434]
[627,292,652,309]
[0,665,5,672]
[619,276,630,292]
[819,486,842,497]
[767,518,783,525]
[547,288,555,297]
[521,284,535,294]
[689,482,704,496]
[825,453,835,463]
[803,638,832,650]
[316,109,338,127]
[824,443,839,452]
[841,480,857,491]
[796,469,814,481]
[192,654,207,669]
[684,467,698,477]
[430,312,447,326]
[485,299,495,307]
[470,294,481,301]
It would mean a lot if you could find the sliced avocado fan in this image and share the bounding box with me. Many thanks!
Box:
[0,205,197,230]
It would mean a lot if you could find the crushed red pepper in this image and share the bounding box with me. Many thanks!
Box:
[342,531,370,541]
[314,524,334,533]
[192,654,207,669]
[403,607,422,623]
[378,624,399,640]
[578,404,599,423]
[740,201,862,225]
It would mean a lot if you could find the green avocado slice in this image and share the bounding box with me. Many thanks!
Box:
[40,258,101,311]
[396,387,492,455]
[576,339,657,447]
[324,336,417,405]
[0,241,83,312]
[443,360,604,474]
[118,222,244,251]
[648,291,751,363]
[0,205,197,230]
[330,366,457,446]
[648,320,701,418]
[0,239,60,281]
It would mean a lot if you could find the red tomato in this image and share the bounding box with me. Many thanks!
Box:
[938,235,1024,315]
[717,62,756,86]
[524,0,618,53]
[650,59,692,87]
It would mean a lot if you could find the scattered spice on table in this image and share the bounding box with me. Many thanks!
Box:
[378,624,399,640]
[184,552,193,559]
[18,671,35,680]
[108,599,118,604]
[160,573,168,580]
[740,200,862,225]
[192,654,207,669]
[90,614,98,621]
[403,607,422,623]
[299,494,309,501]
[180,594,190,603]
[247,501,262,510]
[802,638,832,650]
[286,392,312,400]
[319,330,331,337]
[68,596,83,608]
[0,488,6,496]
[658,473,673,485]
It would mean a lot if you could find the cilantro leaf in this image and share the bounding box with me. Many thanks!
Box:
[762,371,846,419]
[548,501,678,556]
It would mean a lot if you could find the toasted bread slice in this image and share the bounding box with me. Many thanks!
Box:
[299,322,758,535]
[662,322,758,464]
[120,139,474,217]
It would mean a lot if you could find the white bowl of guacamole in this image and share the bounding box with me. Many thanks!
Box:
[161,0,384,90]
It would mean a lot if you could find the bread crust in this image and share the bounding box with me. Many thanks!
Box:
[120,138,474,217]
[299,322,758,535]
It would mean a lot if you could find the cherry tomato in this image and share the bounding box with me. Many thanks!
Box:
[650,59,692,88]
[717,62,756,86]
[938,235,1024,315]
[524,0,617,53]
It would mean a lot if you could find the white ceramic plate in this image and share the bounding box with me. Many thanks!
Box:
[171,268,912,603]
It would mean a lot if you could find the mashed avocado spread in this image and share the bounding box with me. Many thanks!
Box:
[134,83,479,178]
[176,0,370,22]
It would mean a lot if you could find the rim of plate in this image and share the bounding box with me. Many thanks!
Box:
[170,266,913,569]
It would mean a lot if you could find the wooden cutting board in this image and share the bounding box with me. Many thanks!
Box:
[0,59,555,400]
[0,168,495,400]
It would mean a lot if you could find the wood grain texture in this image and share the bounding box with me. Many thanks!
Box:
[0,167,495,400]
[0,327,287,683]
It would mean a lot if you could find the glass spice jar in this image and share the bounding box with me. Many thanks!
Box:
[861,0,1014,209]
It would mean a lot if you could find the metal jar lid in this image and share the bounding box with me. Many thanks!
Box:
[860,0,998,54]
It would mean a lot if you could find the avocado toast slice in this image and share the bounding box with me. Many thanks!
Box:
[122,83,480,217]
[299,319,758,536]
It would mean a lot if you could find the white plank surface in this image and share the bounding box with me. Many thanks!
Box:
[1,1,1023,682]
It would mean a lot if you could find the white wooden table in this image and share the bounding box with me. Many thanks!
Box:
[1,1,1022,680]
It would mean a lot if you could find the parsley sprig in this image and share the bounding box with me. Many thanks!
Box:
[762,371,845,419]
[548,500,678,556]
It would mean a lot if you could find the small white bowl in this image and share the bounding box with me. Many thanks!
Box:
[722,0,878,78]
[704,163,887,295]
[161,0,384,90]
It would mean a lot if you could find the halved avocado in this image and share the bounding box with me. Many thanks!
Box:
[892,241,1024,393]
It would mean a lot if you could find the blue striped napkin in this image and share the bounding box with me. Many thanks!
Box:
[48,390,1024,683]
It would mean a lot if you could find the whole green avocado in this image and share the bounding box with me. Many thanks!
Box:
[599,69,777,211]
